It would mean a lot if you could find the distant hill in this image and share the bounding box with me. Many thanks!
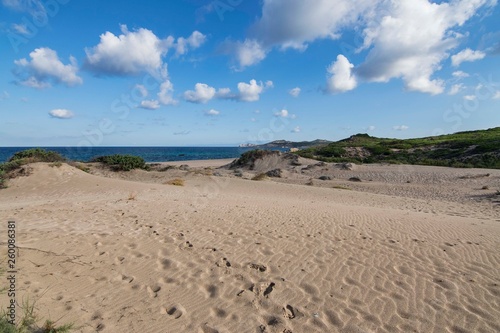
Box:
[253,139,332,149]
[295,127,500,169]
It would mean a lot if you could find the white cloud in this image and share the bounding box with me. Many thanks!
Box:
[448,83,464,95]
[14,47,82,89]
[11,23,29,35]
[452,70,469,78]
[234,39,267,69]
[275,109,288,118]
[493,91,500,100]
[367,125,375,131]
[139,100,160,110]
[274,109,296,119]
[327,54,357,93]
[157,79,177,105]
[175,31,206,56]
[240,0,494,94]
[237,79,266,102]
[451,48,486,67]
[393,125,409,131]
[85,25,170,77]
[2,0,46,19]
[291,126,301,133]
[289,87,301,97]
[250,0,371,50]
[184,83,216,103]
[463,95,476,101]
[49,109,74,119]
[184,80,272,103]
[135,84,148,98]
[205,109,220,116]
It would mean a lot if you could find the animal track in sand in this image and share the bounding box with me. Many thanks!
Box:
[161,304,186,319]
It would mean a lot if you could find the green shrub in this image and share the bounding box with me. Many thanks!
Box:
[8,148,65,163]
[91,154,146,171]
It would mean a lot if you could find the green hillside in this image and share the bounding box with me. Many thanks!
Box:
[296,127,500,169]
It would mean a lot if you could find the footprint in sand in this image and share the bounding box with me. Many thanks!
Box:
[283,305,297,319]
[161,304,186,319]
[200,323,220,333]
[147,285,161,298]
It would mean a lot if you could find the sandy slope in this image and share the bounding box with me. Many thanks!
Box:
[0,162,499,333]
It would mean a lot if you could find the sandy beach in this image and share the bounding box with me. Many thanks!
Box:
[1,157,499,333]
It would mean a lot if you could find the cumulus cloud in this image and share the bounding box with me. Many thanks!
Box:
[493,91,500,99]
[14,47,82,88]
[274,109,296,119]
[367,125,375,131]
[85,25,205,77]
[237,79,267,102]
[291,126,301,133]
[238,0,494,94]
[185,80,272,103]
[84,25,170,77]
[157,79,177,105]
[175,31,206,56]
[452,70,469,78]
[49,108,74,119]
[184,83,216,103]
[234,39,267,69]
[393,125,409,131]
[326,55,357,93]
[250,0,371,50]
[448,83,464,95]
[451,48,486,67]
[463,95,476,101]
[289,87,301,97]
[139,100,160,110]
[205,109,220,116]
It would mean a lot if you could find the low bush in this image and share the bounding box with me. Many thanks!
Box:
[8,148,65,163]
[91,154,146,171]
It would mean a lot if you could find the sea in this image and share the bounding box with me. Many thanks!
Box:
[0,146,288,163]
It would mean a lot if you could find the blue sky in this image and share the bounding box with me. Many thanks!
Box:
[0,0,499,147]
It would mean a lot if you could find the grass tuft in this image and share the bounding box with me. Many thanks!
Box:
[251,173,267,181]
[165,178,185,186]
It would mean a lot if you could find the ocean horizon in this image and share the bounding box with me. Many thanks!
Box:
[0,146,288,163]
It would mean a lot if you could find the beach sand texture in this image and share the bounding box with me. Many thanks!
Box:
[1,161,499,333]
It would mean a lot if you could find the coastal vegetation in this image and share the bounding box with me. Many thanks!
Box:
[296,127,500,169]
[0,148,66,188]
[90,154,147,171]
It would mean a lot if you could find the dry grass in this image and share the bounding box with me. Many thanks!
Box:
[251,173,267,181]
[165,178,185,186]
[49,161,63,168]
[127,192,137,201]
[332,185,351,190]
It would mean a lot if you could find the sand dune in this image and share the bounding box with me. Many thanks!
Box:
[1,162,499,333]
